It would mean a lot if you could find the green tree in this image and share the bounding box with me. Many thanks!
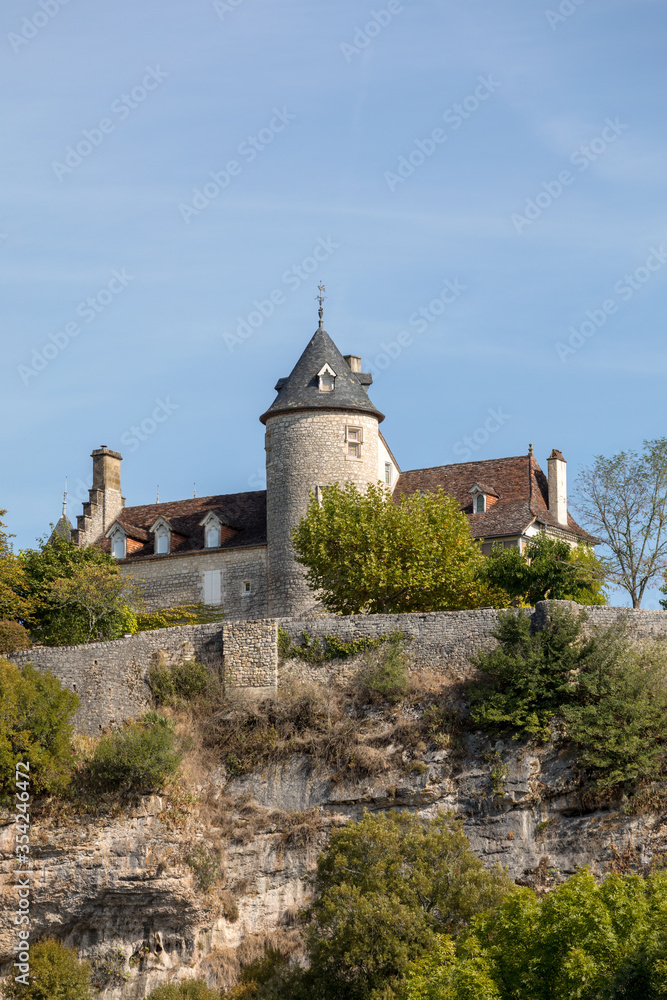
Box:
[0,660,79,797]
[298,811,513,1000]
[401,870,667,1000]
[483,535,607,607]
[2,939,91,1000]
[575,438,667,607]
[293,483,491,615]
[0,511,33,624]
[21,535,137,645]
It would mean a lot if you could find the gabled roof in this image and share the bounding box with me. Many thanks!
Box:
[260,326,384,424]
[103,491,267,559]
[396,453,596,543]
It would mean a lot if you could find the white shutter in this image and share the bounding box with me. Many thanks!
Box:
[203,570,221,605]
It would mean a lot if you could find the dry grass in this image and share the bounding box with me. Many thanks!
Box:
[202,929,304,991]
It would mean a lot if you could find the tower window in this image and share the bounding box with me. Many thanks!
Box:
[317,364,336,392]
[314,485,324,505]
[242,580,252,595]
[384,462,392,485]
[347,425,362,458]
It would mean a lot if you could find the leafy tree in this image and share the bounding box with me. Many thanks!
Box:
[2,939,92,1000]
[483,535,607,607]
[21,535,137,645]
[297,811,513,1000]
[86,712,182,794]
[293,483,492,614]
[0,620,31,655]
[401,870,667,1000]
[575,438,667,607]
[0,511,33,624]
[0,660,79,798]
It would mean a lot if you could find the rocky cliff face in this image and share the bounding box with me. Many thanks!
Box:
[2,728,664,998]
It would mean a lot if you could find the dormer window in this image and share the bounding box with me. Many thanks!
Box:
[476,494,485,514]
[470,483,498,514]
[317,363,336,392]
[200,511,224,549]
[108,525,127,559]
[150,517,172,555]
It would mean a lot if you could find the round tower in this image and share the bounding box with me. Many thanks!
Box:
[260,317,385,617]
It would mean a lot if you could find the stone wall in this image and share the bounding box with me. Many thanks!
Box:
[121,546,268,619]
[8,602,667,736]
[11,624,223,734]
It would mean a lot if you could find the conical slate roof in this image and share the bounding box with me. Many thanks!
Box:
[260,326,384,424]
[48,513,73,544]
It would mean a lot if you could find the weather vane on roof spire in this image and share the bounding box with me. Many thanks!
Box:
[62,478,68,517]
[316,283,326,329]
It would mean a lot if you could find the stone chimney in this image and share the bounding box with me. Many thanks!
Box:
[344,354,362,373]
[72,446,125,547]
[547,449,568,526]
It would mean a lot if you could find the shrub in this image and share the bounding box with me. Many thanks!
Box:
[2,939,91,1000]
[89,949,129,991]
[136,603,225,631]
[147,982,221,1000]
[185,844,223,891]
[149,657,213,706]
[0,621,31,655]
[0,661,79,798]
[86,713,181,794]
[355,634,410,704]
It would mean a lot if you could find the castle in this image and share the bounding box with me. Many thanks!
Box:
[67,312,595,619]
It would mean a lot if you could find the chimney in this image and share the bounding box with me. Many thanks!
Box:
[547,449,568,526]
[344,354,361,373]
[92,446,122,494]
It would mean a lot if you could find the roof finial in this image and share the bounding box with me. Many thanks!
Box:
[156,485,160,504]
[316,283,326,330]
[529,443,534,457]
[62,478,68,517]
[193,483,197,499]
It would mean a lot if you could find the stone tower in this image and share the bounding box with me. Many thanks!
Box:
[260,321,385,617]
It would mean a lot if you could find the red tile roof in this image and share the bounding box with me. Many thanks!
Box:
[396,454,596,543]
[106,491,267,559]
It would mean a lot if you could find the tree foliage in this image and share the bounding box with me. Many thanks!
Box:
[0,660,79,798]
[483,535,607,607]
[20,535,137,645]
[296,811,513,1000]
[293,483,492,614]
[2,939,92,1000]
[400,870,667,1000]
[0,511,33,624]
[85,712,182,794]
[575,438,667,607]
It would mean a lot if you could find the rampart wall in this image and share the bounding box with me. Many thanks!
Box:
[7,603,667,734]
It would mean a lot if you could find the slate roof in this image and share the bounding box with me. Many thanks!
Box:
[48,513,73,544]
[105,491,267,559]
[260,326,384,424]
[396,453,596,543]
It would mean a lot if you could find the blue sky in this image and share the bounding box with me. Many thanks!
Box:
[2,0,666,606]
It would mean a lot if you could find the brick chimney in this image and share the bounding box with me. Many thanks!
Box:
[547,449,568,526]
[72,446,125,547]
[344,354,362,373]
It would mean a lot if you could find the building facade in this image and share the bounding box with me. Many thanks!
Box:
[69,318,595,619]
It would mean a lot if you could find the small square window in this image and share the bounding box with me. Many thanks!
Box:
[346,426,362,458]
[348,442,360,458]
[242,580,252,594]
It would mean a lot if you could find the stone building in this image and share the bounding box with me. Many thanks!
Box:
[69,312,595,619]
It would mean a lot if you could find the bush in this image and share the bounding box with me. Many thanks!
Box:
[149,658,213,706]
[136,603,225,632]
[0,621,31,655]
[86,713,181,794]
[147,982,221,999]
[2,939,91,1000]
[355,635,410,704]
[0,661,79,798]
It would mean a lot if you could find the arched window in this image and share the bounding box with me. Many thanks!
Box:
[476,494,485,513]
[112,534,126,559]
[206,524,221,548]
[154,526,170,555]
